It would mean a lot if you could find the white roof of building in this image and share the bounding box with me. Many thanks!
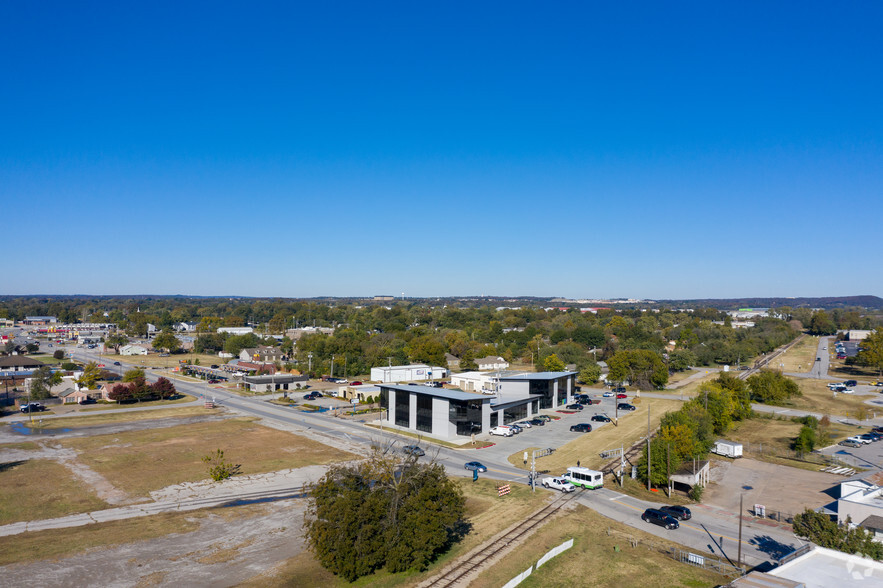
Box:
[770,546,883,586]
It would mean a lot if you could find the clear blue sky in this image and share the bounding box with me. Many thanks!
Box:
[2,2,881,299]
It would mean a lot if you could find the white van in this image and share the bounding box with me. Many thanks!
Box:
[489,426,513,437]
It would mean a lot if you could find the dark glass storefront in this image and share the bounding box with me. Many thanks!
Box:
[416,393,432,433]
[449,398,483,436]
[503,403,527,424]
[395,390,410,427]
[529,380,555,408]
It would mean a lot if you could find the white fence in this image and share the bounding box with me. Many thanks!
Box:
[502,538,573,587]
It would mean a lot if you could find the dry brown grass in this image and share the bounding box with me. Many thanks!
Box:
[729,416,864,454]
[78,394,197,412]
[471,504,728,588]
[0,459,109,525]
[61,418,358,497]
[25,406,212,429]
[775,334,817,373]
[100,352,221,370]
[787,378,881,418]
[244,478,550,588]
[196,538,257,564]
[0,442,40,451]
[507,399,684,473]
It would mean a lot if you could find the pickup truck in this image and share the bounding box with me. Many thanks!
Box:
[20,402,46,413]
[541,477,576,492]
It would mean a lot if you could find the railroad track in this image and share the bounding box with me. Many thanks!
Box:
[423,489,582,588]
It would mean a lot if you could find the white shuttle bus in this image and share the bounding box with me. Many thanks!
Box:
[564,466,604,489]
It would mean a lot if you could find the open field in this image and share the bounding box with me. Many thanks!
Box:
[245,477,550,587]
[775,334,817,373]
[61,417,357,497]
[471,504,729,588]
[788,378,882,418]
[828,359,881,381]
[21,406,212,429]
[507,398,684,473]
[728,416,862,455]
[0,459,108,525]
[98,352,222,370]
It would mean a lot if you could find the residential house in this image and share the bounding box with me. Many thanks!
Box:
[120,344,149,356]
[475,356,509,371]
[239,346,284,364]
[175,322,198,333]
[0,355,45,373]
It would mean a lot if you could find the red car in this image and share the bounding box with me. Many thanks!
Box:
[350,381,363,386]
[616,393,628,399]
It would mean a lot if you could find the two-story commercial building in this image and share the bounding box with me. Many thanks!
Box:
[377,371,577,440]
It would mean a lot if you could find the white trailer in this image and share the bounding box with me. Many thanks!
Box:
[711,440,743,458]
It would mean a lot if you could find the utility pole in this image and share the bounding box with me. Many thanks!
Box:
[647,405,651,491]
[331,355,335,379]
[738,494,744,568]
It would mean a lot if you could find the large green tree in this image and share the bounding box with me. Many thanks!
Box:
[606,349,668,389]
[152,331,181,353]
[304,449,466,582]
[28,366,63,400]
[76,361,103,390]
[793,509,883,560]
[747,370,801,405]
[856,329,883,376]
[105,332,129,354]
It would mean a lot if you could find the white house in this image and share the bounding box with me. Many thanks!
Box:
[475,356,509,370]
[120,344,149,356]
[175,322,198,332]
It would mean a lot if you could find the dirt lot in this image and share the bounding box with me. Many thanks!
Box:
[704,457,842,516]
[0,498,310,587]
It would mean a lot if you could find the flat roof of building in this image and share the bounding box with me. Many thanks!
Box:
[770,546,883,587]
[499,371,577,381]
[379,383,489,402]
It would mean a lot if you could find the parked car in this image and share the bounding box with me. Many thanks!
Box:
[507,424,523,434]
[642,508,679,529]
[591,414,612,422]
[534,415,553,422]
[577,397,592,405]
[208,379,221,384]
[840,439,863,448]
[844,380,858,387]
[304,391,321,400]
[541,477,576,493]
[602,391,615,398]
[565,403,584,411]
[859,433,880,443]
[19,402,46,413]
[613,386,627,394]
[350,381,362,386]
[847,435,872,445]
[570,423,592,433]
[616,393,628,399]
[617,403,637,411]
[402,445,425,457]
[527,418,545,426]
[515,421,533,428]
[464,461,487,472]
[113,361,121,366]
[660,506,692,520]
[78,397,96,405]
[489,426,514,437]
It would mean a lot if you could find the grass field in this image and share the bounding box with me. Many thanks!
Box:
[92,351,222,371]
[507,398,685,474]
[728,415,864,454]
[0,459,108,525]
[61,418,357,497]
[244,477,550,587]
[471,504,729,588]
[774,334,817,373]
[786,378,882,418]
[21,406,212,429]
[77,394,197,412]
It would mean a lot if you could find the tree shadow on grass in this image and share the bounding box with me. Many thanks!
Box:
[0,460,27,473]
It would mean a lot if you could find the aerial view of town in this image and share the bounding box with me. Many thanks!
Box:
[2,2,882,588]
